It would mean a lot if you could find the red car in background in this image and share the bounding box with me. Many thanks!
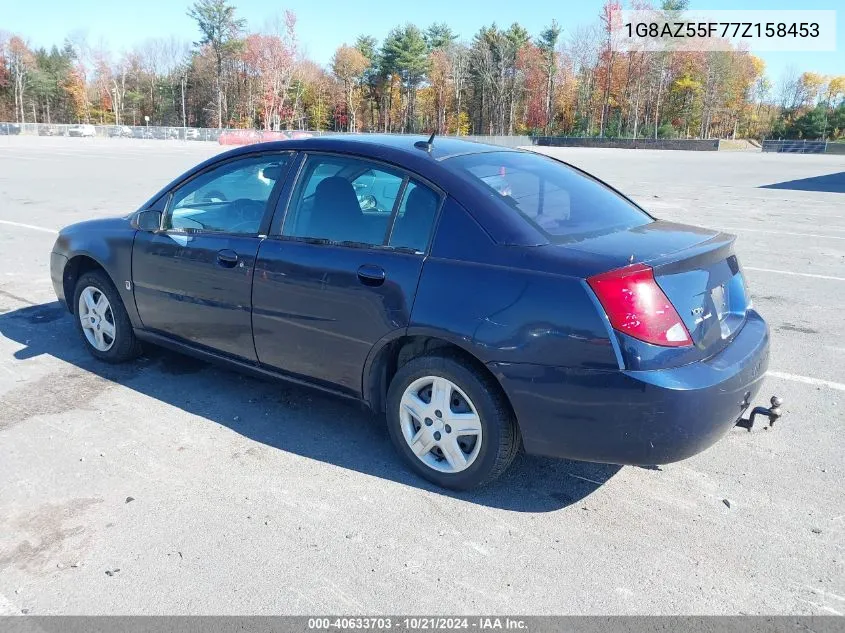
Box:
[219,129,313,146]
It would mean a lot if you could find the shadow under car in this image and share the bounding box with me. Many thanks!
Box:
[0,301,621,511]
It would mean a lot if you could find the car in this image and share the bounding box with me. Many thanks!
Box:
[109,125,133,138]
[68,124,96,137]
[259,130,289,142]
[39,125,62,136]
[219,129,261,145]
[0,122,21,135]
[49,135,774,490]
[184,128,201,140]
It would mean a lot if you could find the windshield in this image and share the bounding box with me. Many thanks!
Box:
[446,151,652,240]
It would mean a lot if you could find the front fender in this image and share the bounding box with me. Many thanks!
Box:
[51,218,140,327]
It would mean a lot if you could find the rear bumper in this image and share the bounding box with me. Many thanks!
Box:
[489,310,770,465]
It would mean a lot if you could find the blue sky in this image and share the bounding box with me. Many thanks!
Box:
[4,0,843,85]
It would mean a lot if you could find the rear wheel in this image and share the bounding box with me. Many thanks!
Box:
[72,270,141,363]
[386,352,519,489]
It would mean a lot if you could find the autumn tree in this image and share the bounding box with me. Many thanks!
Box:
[447,43,470,134]
[381,25,428,132]
[536,20,561,134]
[354,35,379,130]
[7,37,35,122]
[515,43,540,131]
[427,48,451,133]
[187,0,245,128]
[331,45,369,132]
[243,12,298,130]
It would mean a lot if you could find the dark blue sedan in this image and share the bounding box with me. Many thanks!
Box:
[50,135,772,489]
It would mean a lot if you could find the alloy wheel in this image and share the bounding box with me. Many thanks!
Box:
[77,285,116,352]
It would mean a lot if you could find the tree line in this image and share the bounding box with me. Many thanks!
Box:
[1,0,843,140]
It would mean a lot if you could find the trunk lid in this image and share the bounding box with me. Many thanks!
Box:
[558,219,721,267]
[648,231,749,357]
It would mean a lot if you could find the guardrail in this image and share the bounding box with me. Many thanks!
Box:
[0,122,333,142]
[761,139,828,154]
[0,122,534,148]
[533,136,720,151]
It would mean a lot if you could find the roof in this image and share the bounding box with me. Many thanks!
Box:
[229,133,516,162]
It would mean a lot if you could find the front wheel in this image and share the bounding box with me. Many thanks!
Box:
[386,352,519,490]
[72,270,141,363]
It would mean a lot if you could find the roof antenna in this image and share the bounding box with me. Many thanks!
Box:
[414,132,436,153]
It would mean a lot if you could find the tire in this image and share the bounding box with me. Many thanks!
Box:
[386,351,519,490]
[72,269,141,363]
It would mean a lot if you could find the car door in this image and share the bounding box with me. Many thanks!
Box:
[252,153,441,395]
[132,152,293,360]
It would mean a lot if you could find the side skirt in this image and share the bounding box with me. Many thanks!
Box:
[133,328,368,408]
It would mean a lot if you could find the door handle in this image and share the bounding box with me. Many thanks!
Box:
[216,249,239,268]
[357,264,386,287]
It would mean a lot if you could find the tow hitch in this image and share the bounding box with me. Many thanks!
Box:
[736,396,783,431]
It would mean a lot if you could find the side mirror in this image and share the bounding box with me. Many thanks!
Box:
[135,209,162,231]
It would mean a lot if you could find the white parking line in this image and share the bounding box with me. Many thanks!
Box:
[662,205,845,220]
[744,266,845,281]
[720,227,845,240]
[0,220,58,234]
[768,371,845,392]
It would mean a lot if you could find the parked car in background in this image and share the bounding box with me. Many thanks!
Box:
[109,125,133,138]
[49,135,777,490]
[218,129,261,145]
[39,125,62,136]
[68,124,96,137]
[260,130,289,142]
[0,122,22,135]
[184,128,201,140]
[149,127,178,140]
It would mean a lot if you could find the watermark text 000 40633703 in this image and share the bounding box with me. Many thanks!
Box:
[611,10,837,53]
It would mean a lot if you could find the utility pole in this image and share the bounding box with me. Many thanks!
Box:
[181,73,187,135]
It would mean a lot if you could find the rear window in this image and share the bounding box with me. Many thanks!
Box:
[447,151,652,239]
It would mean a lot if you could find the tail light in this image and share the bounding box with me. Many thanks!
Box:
[587,263,692,347]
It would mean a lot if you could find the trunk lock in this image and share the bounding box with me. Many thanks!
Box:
[736,396,783,431]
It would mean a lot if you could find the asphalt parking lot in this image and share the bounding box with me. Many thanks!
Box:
[0,136,843,615]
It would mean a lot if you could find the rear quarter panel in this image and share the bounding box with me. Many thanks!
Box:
[410,197,618,371]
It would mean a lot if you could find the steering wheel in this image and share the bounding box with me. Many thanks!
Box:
[228,198,265,233]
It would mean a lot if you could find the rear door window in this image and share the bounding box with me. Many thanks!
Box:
[446,151,651,240]
[388,181,439,253]
[282,155,404,246]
